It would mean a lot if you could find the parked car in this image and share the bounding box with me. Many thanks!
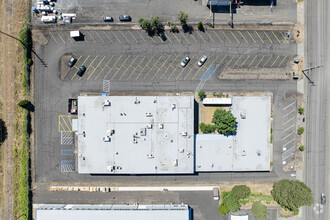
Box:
[321,193,326,205]
[77,66,86,77]
[67,57,77,68]
[198,55,207,67]
[181,56,190,67]
[158,32,166,41]
[103,16,114,22]
[119,15,131,22]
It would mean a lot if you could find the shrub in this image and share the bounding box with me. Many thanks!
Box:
[150,16,163,32]
[18,100,29,108]
[198,90,205,100]
[199,123,215,133]
[297,127,304,135]
[197,21,204,31]
[167,21,178,32]
[212,109,237,135]
[298,107,304,115]
[299,145,305,151]
[271,179,313,211]
[217,203,229,215]
[178,11,188,25]
[222,192,240,212]
[251,201,267,219]
[231,185,251,200]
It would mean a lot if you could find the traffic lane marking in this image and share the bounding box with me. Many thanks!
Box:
[111,31,121,43]
[128,31,139,43]
[238,31,248,44]
[104,55,123,79]
[255,31,264,44]
[56,31,66,44]
[272,31,281,44]
[112,56,130,80]
[213,31,223,43]
[71,55,90,80]
[127,57,145,80]
[247,31,256,44]
[79,55,99,80]
[196,31,206,43]
[120,30,130,43]
[144,56,162,80]
[230,31,240,44]
[263,31,273,44]
[278,56,287,68]
[87,31,96,43]
[160,55,178,80]
[95,31,105,44]
[87,56,105,80]
[49,31,58,44]
[119,56,139,80]
[136,57,154,80]
[95,55,114,80]
[103,31,113,43]
[152,56,171,80]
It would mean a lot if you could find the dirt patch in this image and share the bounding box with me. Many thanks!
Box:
[61,54,73,80]
[219,68,291,80]
[203,106,224,124]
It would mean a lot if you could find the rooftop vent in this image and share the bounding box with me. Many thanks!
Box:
[146,113,152,117]
[103,100,111,107]
[242,150,246,156]
[134,98,140,104]
[179,148,184,153]
[147,154,154,159]
[146,124,152,129]
[171,104,176,110]
[140,128,146,136]
[173,159,178,167]
[180,132,187,136]
[103,136,111,142]
[240,111,246,119]
[257,150,261,156]
[159,124,164,129]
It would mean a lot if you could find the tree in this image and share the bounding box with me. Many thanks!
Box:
[271,179,314,211]
[200,123,215,133]
[150,16,163,32]
[231,185,251,200]
[178,11,188,25]
[222,192,240,212]
[251,201,267,219]
[197,21,204,31]
[297,127,304,135]
[212,109,237,135]
[299,145,305,151]
[139,18,151,32]
[217,203,229,215]
[167,21,178,32]
[198,90,205,100]
[298,107,304,114]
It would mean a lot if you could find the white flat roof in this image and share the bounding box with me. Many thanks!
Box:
[196,96,271,172]
[77,96,194,174]
[202,98,232,105]
[36,204,190,220]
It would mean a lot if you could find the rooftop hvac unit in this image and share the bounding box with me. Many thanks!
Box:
[171,104,176,110]
[103,100,111,106]
[146,112,152,117]
[179,149,184,153]
[103,136,111,142]
[147,154,154,159]
[180,132,187,136]
[146,124,152,129]
[240,111,246,119]
[242,150,246,156]
[134,98,140,104]
[173,159,178,167]
[140,128,146,136]
[257,150,261,156]
[159,124,164,129]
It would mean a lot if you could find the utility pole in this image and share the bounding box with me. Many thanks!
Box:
[302,65,323,86]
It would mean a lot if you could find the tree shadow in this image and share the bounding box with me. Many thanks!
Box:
[0,119,8,144]
[182,24,194,34]
[19,101,35,112]
[243,0,276,6]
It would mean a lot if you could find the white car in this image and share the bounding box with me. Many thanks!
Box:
[181,56,190,67]
[198,55,207,66]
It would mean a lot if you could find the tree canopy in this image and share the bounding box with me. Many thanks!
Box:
[222,192,240,212]
[178,11,188,25]
[217,203,229,215]
[231,185,251,200]
[271,179,314,211]
[199,123,215,133]
[251,201,267,219]
[212,109,237,135]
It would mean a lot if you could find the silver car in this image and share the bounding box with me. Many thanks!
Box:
[198,55,207,67]
[181,56,190,67]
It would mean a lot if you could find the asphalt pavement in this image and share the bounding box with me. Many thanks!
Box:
[304,0,329,219]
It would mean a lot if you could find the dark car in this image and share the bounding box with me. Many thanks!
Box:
[77,66,86,77]
[67,57,77,68]
[321,193,326,205]
[119,15,131,22]
[103,16,113,22]
[158,32,166,41]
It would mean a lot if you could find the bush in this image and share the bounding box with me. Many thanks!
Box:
[18,100,29,108]
[198,90,205,100]
[299,145,305,151]
[298,107,304,115]
[271,179,314,211]
[150,16,163,32]
[212,109,237,135]
[197,21,204,31]
[167,21,178,32]
[217,203,229,215]
[231,185,251,200]
[222,192,240,212]
[200,123,215,133]
[251,201,267,219]
[178,11,188,25]
[297,127,304,135]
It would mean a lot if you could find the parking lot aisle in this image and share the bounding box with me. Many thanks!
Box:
[160,55,178,80]
[136,57,154,80]
[277,56,287,68]
[87,56,105,80]
[151,56,171,80]
[248,55,258,67]
[71,55,90,80]
[212,31,223,43]
[95,56,114,80]
[103,55,122,79]
[127,57,145,80]
[79,55,98,80]
[119,56,139,80]
[247,31,256,44]
[222,31,231,43]
[263,31,273,44]
[171,32,181,43]
[94,31,105,44]
[49,31,58,44]
[102,31,113,43]
[128,31,139,44]
[196,31,206,44]
[270,56,280,68]
[240,55,250,68]
[280,31,289,43]
[144,56,162,80]
[111,56,130,80]
[255,55,265,68]
[255,31,264,44]
[86,31,96,43]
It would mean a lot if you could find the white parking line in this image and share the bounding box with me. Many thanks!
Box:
[282,139,294,147]
[283,124,295,132]
[282,131,295,140]
[283,101,296,110]
[282,109,296,117]
[283,117,295,125]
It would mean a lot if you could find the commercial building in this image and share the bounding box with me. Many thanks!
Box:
[196,96,271,172]
[77,96,194,174]
[36,204,191,220]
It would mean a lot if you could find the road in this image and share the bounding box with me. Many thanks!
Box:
[304,0,329,219]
